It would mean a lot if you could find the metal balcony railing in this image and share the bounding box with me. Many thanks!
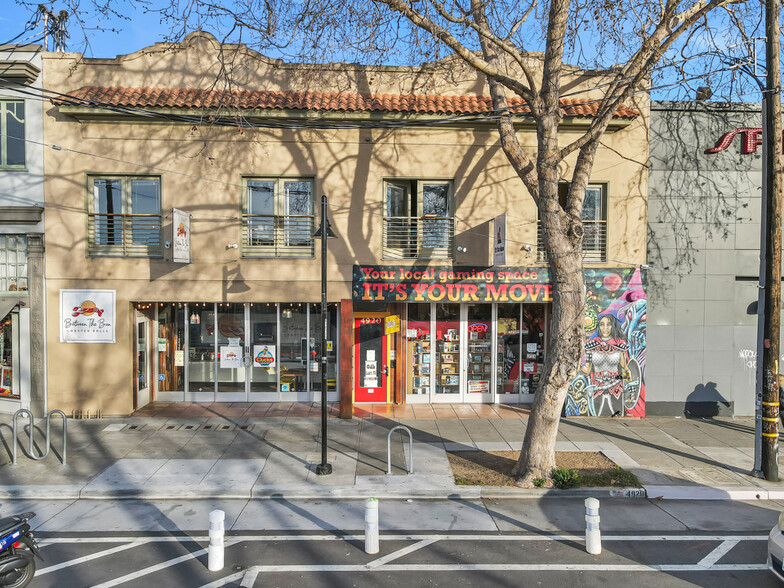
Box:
[87,213,162,256]
[537,219,607,263]
[382,216,455,260]
[242,214,315,257]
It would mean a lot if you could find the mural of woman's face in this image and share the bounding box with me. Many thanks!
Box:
[598,316,613,339]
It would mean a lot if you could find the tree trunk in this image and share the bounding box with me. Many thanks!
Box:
[512,118,585,485]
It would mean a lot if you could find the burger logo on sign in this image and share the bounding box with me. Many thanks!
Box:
[72,300,105,318]
[176,222,187,237]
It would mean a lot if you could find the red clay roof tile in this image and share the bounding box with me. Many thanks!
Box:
[56,86,639,119]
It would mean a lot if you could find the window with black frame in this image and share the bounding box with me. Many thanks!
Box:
[383,179,454,260]
[87,175,162,257]
[242,177,315,258]
[0,100,25,169]
[537,183,607,263]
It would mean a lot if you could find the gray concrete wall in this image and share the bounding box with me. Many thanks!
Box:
[647,101,764,417]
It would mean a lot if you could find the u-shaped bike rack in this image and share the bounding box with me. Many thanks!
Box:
[12,409,67,465]
[387,425,414,475]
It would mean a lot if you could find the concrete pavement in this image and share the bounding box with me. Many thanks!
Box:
[0,407,781,501]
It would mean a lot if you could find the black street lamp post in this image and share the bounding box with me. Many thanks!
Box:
[315,194,335,476]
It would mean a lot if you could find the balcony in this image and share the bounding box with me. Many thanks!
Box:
[87,213,162,257]
[382,216,454,260]
[537,219,607,263]
[242,214,315,257]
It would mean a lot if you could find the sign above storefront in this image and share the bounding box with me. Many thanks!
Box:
[353,265,554,303]
[172,208,191,264]
[59,289,116,343]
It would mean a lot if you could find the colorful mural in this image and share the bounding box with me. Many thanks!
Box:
[565,268,647,417]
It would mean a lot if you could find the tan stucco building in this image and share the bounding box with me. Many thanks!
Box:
[40,32,648,417]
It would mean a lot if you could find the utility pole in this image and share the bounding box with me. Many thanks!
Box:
[758,0,782,481]
[38,5,69,52]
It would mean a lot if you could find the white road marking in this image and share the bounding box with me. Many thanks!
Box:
[240,569,260,587]
[366,537,441,569]
[196,571,245,588]
[698,539,740,568]
[36,533,769,544]
[202,562,769,574]
[37,540,145,576]
[89,539,239,588]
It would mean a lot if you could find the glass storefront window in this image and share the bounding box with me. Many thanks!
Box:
[188,303,215,393]
[250,303,278,392]
[310,303,338,392]
[407,303,431,396]
[0,311,16,399]
[497,304,522,394]
[522,304,546,394]
[466,304,492,395]
[280,303,307,392]
[217,303,246,393]
[158,303,185,392]
[435,303,460,396]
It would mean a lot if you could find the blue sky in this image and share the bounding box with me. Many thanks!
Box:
[1,2,171,57]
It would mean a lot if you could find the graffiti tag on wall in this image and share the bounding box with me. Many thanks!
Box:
[565,268,647,417]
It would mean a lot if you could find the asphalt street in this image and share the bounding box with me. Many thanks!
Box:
[4,497,782,587]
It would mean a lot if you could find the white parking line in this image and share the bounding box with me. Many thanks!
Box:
[193,562,770,575]
[37,540,145,576]
[366,537,441,569]
[698,539,740,568]
[240,569,259,587]
[37,533,769,544]
[89,539,239,588]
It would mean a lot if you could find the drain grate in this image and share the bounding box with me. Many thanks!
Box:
[164,424,177,430]
[238,425,251,431]
[180,424,198,431]
[126,424,143,431]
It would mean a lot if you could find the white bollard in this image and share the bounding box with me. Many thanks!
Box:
[584,497,601,555]
[365,497,379,555]
[208,509,225,571]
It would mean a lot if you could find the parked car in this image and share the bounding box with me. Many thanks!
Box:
[768,512,784,581]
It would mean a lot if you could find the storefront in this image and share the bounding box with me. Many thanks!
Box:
[351,265,647,415]
[136,302,339,406]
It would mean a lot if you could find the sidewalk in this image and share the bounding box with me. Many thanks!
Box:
[0,404,781,501]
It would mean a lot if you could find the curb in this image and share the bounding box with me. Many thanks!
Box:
[2,484,781,501]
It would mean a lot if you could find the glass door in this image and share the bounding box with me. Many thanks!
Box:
[135,313,151,409]
[186,303,216,402]
[406,303,432,403]
[216,302,248,402]
[249,303,279,401]
[433,303,461,403]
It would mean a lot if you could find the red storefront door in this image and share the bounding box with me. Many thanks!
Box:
[354,317,388,403]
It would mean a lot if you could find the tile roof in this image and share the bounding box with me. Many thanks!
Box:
[55,86,640,119]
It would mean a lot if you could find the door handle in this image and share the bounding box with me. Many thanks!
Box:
[381,366,388,375]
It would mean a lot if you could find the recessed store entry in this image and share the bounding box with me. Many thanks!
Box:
[353,316,388,403]
[149,302,339,403]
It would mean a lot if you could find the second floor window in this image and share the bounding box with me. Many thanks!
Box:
[87,176,162,257]
[383,179,454,260]
[537,183,607,263]
[0,101,25,169]
[242,177,315,258]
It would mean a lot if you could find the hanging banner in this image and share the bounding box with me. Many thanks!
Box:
[60,289,116,343]
[219,346,242,368]
[172,208,191,264]
[253,345,276,368]
[493,213,507,265]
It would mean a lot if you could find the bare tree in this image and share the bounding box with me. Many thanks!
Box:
[15,0,757,485]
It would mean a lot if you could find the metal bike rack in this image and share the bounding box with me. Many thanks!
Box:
[387,425,414,475]
[12,409,67,465]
